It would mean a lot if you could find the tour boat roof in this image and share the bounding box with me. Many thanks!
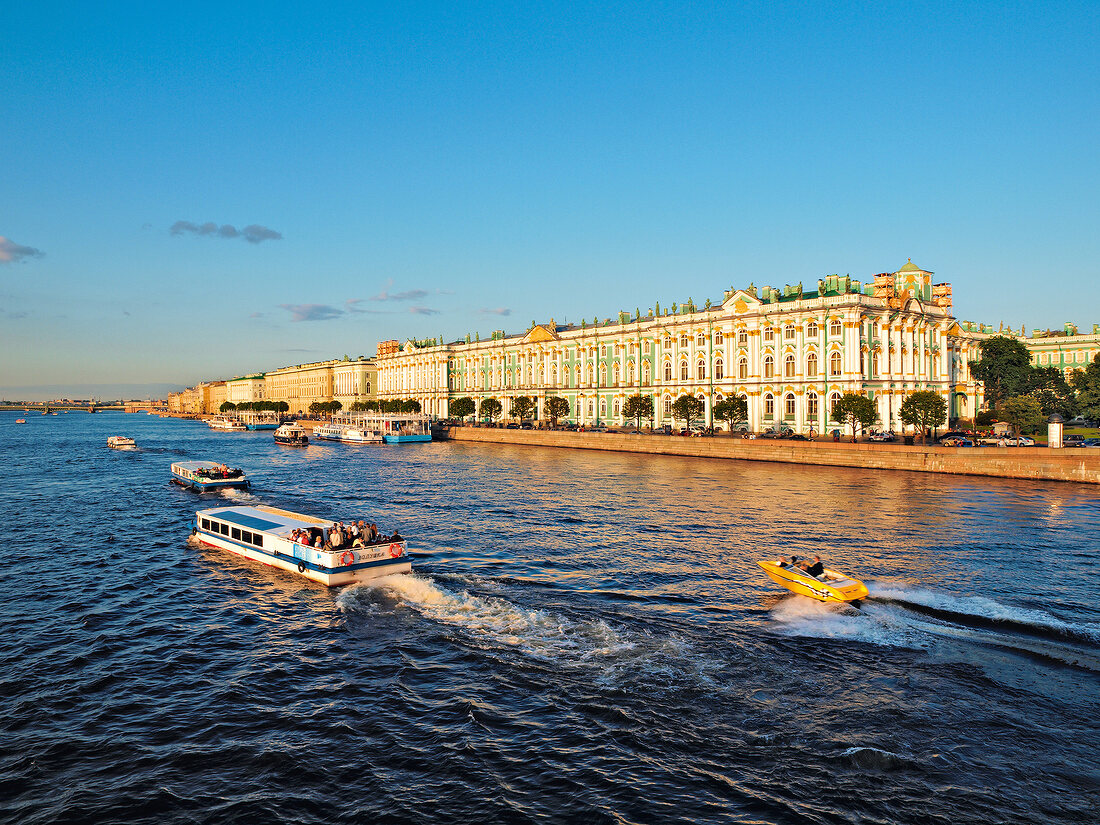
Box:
[173,460,240,471]
[197,504,329,536]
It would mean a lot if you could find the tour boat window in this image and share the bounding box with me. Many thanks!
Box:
[240,530,252,544]
[201,518,210,530]
[219,522,229,535]
[251,533,264,547]
[231,527,241,540]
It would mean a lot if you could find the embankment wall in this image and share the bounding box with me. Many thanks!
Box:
[440,428,1100,485]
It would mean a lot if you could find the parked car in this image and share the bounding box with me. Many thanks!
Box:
[1081,438,1100,447]
[1014,436,1036,446]
[940,436,975,447]
[1064,434,1085,447]
[869,431,896,442]
[760,428,782,439]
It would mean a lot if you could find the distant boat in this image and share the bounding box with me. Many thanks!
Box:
[107,436,137,450]
[757,559,869,603]
[273,422,309,446]
[171,461,250,491]
[207,415,247,431]
[15,419,26,424]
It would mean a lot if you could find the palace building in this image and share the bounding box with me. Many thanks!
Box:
[375,260,989,433]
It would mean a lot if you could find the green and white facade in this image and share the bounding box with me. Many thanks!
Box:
[376,261,987,433]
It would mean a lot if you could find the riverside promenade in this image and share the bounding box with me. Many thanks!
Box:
[440,427,1100,485]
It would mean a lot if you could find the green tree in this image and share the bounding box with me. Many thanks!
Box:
[275,401,289,414]
[1071,354,1100,422]
[713,397,748,433]
[450,397,475,421]
[511,395,536,421]
[898,390,947,444]
[969,335,1034,409]
[481,397,503,423]
[1029,366,1077,418]
[1001,395,1043,436]
[671,394,705,431]
[544,396,570,427]
[622,394,653,431]
[831,392,878,442]
[219,401,237,412]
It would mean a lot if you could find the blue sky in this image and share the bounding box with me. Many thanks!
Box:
[3,2,1098,400]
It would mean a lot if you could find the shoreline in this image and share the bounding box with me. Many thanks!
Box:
[439,427,1100,485]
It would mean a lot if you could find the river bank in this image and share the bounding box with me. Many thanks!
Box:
[440,426,1100,484]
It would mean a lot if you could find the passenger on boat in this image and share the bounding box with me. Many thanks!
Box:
[391,529,402,542]
[805,556,825,577]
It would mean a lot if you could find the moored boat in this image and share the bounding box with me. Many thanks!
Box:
[192,504,411,585]
[107,436,137,449]
[239,411,281,430]
[313,419,383,443]
[757,559,869,603]
[171,461,250,491]
[273,422,309,445]
[208,415,247,431]
[15,419,26,424]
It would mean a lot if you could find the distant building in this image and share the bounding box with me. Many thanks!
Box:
[376,260,987,432]
[226,374,266,404]
[1021,323,1100,379]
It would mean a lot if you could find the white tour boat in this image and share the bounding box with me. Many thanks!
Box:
[273,422,309,445]
[313,415,384,444]
[239,411,281,430]
[192,504,411,585]
[107,436,137,449]
[171,461,251,491]
[208,415,247,431]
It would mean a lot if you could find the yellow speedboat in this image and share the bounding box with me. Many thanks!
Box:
[758,560,869,603]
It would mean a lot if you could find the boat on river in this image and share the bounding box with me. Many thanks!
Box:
[313,418,383,444]
[273,422,309,445]
[171,461,250,491]
[192,504,411,585]
[107,436,137,449]
[239,411,281,430]
[208,415,247,431]
[757,560,869,603]
[15,419,25,424]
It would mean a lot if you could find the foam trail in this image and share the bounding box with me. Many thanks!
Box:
[219,488,261,503]
[868,584,1100,644]
[769,597,927,650]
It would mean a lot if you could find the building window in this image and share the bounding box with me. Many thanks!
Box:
[697,359,706,380]
[764,327,774,342]
[738,331,748,345]
[613,400,620,417]
[785,393,796,417]
[714,330,724,345]
[664,396,672,415]
[697,332,706,346]
[829,352,842,376]
[784,355,795,378]
[679,333,689,348]
[784,325,796,340]
[664,335,673,349]
[763,356,774,379]
[739,358,748,380]
[807,392,818,417]
[600,399,607,417]
[714,358,724,380]
[872,353,879,377]
[807,322,819,337]
[829,319,842,337]
[680,360,689,381]
[764,393,774,417]
[806,353,818,377]
[830,392,841,416]
[664,360,672,381]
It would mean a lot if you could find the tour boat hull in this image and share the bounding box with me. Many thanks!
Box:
[171,461,251,491]
[193,504,411,586]
[757,560,869,603]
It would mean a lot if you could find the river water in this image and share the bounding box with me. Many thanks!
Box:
[2,411,1098,824]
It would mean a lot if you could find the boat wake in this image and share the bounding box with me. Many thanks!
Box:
[340,574,708,684]
[218,488,260,503]
[769,584,1100,671]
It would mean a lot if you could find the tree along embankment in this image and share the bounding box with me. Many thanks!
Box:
[440,427,1100,485]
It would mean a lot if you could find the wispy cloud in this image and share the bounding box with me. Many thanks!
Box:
[479,307,512,316]
[410,306,440,315]
[371,288,429,302]
[280,303,343,322]
[170,221,282,244]
[0,236,44,264]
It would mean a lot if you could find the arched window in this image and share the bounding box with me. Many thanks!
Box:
[806,353,818,377]
[807,392,818,417]
[764,356,775,379]
[764,327,775,342]
[663,395,672,415]
[697,332,706,346]
[829,351,842,376]
[807,322,819,337]
[829,319,842,337]
[872,352,879,377]
[714,330,724,345]
[829,392,841,417]
[784,325,796,340]
[600,399,607,417]
[613,363,620,384]
[785,393,796,416]
[664,360,672,381]
[739,358,748,380]
[664,335,673,349]
[784,355,795,378]
[697,359,706,380]
[613,399,620,418]
[764,393,775,417]
[679,333,689,348]
[643,363,651,384]
[626,361,634,383]
[588,400,595,418]
[680,360,689,381]
[714,358,724,380]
